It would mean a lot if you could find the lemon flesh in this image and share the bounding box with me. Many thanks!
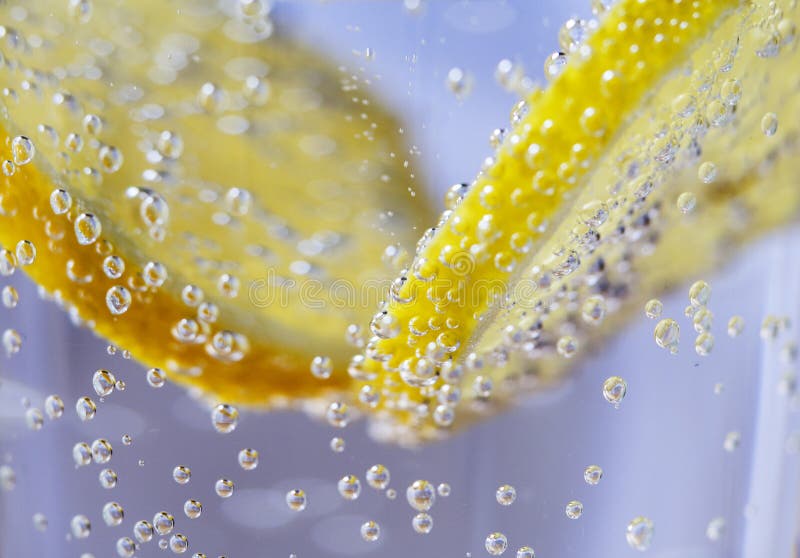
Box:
[355,0,800,443]
[0,0,432,405]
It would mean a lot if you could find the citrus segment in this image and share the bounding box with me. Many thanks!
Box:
[0,0,432,404]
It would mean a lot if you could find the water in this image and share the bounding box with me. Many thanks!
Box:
[0,1,798,557]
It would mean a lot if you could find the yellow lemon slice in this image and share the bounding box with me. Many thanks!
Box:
[354,0,800,443]
[0,0,432,405]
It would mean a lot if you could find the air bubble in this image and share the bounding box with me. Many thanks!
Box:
[238,448,259,470]
[75,397,97,421]
[626,517,654,551]
[584,465,603,485]
[412,513,433,534]
[286,489,307,511]
[485,532,508,555]
[496,484,516,506]
[102,502,124,526]
[366,464,390,490]
[11,136,34,165]
[211,403,239,433]
[565,500,583,519]
[654,319,680,353]
[106,286,131,315]
[602,376,627,408]
[15,240,36,266]
[761,112,778,136]
[644,299,663,319]
[215,479,234,498]
[337,475,361,500]
[74,213,101,245]
[173,466,191,485]
[147,367,166,388]
[361,520,380,542]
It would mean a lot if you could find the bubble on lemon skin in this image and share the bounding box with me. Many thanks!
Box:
[215,478,234,498]
[581,295,606,325]
[654,319,680,353]
[727,316,745,337]
[11,135,34,165]
[485,532,508,556]
[626,517,654,550]
[602,376,627,408]
[238,448,259,470]
[153,511,175,535]
[286,489,307,511]
[724,431,741,452]
[366,464,390,490]
[98,467,118,489]
[49,188,73,215]
[544,51,569,80]
[225,187,253,216]
[183,499,202,519]
[92,369,116,397]
[67,0,93,23]
[211,403,239,433]
[446,67,473,99]
[411,513,433,534]
[102,501,124,526]
[1,160,14,176]
[173,465,191,485]
[75,396,97,421]
[44,394,64,419]
[143,261,168,287]
[556,335,579,358]
[310,355,333,379]
[1,285,18,308]
[761,112,778,136]
[407,480,436,512]
[74,213,102,245]
[2,328,21,356]
[330,437,345,453]
[496,484,516,506]
[15,240,36,266]
[70,514,91,539]
[102,255,125,279]
[106,285,132,315]
[676,192,697,214]
[565,500,583,519]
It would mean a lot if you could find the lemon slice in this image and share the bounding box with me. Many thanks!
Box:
[0,1,432,404]
[356,0,800,443]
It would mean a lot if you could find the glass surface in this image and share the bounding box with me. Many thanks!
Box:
[0,1,798,557]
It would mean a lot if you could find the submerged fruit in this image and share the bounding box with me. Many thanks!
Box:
[351,0,800,442]
[0,0,432,406]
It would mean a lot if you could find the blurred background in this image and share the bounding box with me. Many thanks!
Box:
[1,1,799,557]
